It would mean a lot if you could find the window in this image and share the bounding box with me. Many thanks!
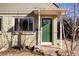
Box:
[0,17,2,31]
[14,17,34,31]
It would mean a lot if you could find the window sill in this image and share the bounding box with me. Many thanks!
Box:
[12,31,35,35]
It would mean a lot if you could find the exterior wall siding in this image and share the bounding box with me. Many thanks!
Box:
[0,14,58,48]
[0,15,37,48]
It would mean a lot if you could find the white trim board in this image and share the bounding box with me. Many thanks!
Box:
[41,42,52,45]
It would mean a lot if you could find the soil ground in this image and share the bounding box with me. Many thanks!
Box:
[0,49,42,56]
[0,39,79,56]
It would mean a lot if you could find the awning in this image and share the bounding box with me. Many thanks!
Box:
[34,9,67,15]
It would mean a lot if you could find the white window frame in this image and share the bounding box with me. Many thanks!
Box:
[14,16,34,32]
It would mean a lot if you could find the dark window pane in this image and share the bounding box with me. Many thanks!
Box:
[0,18,1,31]
[29,18,33,31]
[20,18,28,31]
[15,18,18,31]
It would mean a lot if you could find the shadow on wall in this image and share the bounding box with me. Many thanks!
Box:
[5,11,38,48]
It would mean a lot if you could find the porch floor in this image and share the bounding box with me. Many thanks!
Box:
[39,45,61,56]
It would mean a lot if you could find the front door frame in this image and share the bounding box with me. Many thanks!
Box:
[41,16,53,45]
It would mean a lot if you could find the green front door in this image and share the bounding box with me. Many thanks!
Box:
[42,18,52,42]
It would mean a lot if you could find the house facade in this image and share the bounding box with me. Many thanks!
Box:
[0,3,67,48]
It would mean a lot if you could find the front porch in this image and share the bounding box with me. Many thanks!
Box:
[34,9,67,49]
